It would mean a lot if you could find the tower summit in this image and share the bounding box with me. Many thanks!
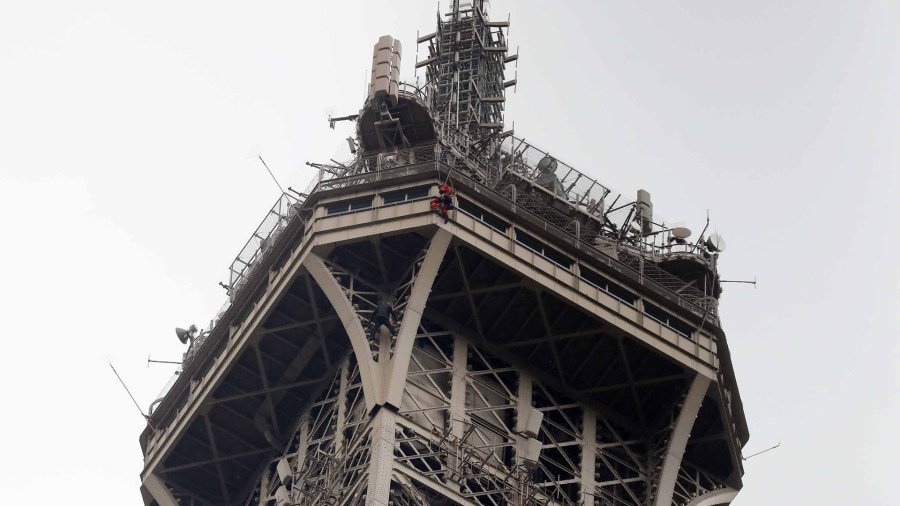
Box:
[140,2,748,505]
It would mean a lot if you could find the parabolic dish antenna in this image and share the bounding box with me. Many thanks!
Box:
[672,227,691,239]
[537,155,558,175]
[629,220,642,233]
[706,233,726,252]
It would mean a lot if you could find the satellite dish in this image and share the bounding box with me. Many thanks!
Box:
[672,227,691,240]
[536,155,558,175]
[629,220,642,233]
[705,233,726,252]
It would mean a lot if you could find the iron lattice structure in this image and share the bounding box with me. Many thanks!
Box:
[418,0,513,141]
[139,3,748,506]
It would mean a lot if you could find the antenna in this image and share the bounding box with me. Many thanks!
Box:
[147,355,182,367]
[743,440,781,460]
[694,211,711,251]
[720,276,757,288]
[258,155,286,194]
[108,360,149,421]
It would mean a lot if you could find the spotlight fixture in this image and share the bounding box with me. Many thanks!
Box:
[175,324,198,345]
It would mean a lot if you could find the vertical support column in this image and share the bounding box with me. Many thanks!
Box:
[580,409,597,506]
[257,472,269,506]
[296,414,310,470]
[450,335,468,439]
[653,374,712,506]
[365,409,397,506]
[385,230,452,407]
[516,371,533,467]
[334,362,349,453]
[445,334,468,488]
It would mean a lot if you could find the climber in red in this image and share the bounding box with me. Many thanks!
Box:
[435,184,454,223]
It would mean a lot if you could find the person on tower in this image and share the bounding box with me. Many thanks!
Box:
[369,297,398,339]
[437,184,454,223]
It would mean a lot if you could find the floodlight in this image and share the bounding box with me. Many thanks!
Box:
[175,325,198,345]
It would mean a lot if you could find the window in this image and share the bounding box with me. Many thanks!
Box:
[325,196,373,215]
[579,266,636,306]
[644,303,694,337]
[383,185,430,205]
[515,229,572,269]
[458,198,509,232]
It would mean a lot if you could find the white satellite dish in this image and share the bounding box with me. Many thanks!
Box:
[536,155,558,175]
[629,220,642,233]
[672,227,691,240]
[705,233,726,252]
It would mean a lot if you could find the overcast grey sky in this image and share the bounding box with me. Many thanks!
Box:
[1,1,897,504]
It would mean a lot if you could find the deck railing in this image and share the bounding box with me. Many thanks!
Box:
[150,132,718,415]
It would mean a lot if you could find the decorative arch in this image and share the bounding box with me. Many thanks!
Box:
[385,229,452,407]
[306,252,381,411]
[654,374,713,506]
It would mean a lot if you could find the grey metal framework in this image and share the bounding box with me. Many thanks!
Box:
[417,0,514,140]
[139,2,748,506]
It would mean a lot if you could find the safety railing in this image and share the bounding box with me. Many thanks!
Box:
[149,193,302,415]
[150,126,718,416]
[306,135,717,315]
[228,193,300,295]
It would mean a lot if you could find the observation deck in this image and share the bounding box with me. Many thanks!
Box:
[140,135,747,506]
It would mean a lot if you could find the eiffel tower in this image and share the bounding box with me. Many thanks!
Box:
[140,2,748,505]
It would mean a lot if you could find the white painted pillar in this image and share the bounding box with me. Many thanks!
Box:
[385,230,452,407]
[306,253,381,411]
[580,409,597,505]
[365,409,397,506]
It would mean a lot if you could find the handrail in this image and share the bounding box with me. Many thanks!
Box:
[150,138,718,415]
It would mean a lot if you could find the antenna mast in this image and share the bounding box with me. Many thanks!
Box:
[108,361,149,421]
[258,155,286,194]
[417,0,513,150]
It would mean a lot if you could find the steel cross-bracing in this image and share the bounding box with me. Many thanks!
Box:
[140,167,746,505]
[144,165,740,505]
[141,3,747,504]
[248,327,735,506]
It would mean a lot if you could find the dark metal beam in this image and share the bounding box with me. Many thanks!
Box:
[210,378,327,405]
[203,416,232,504]
[162,447,273,473]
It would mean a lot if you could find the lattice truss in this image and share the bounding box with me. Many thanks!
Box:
[392,332,729,506]
[251,356,372,506]
[322,235,433,362]
[245,329,729,506]
[421,0,511,139]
